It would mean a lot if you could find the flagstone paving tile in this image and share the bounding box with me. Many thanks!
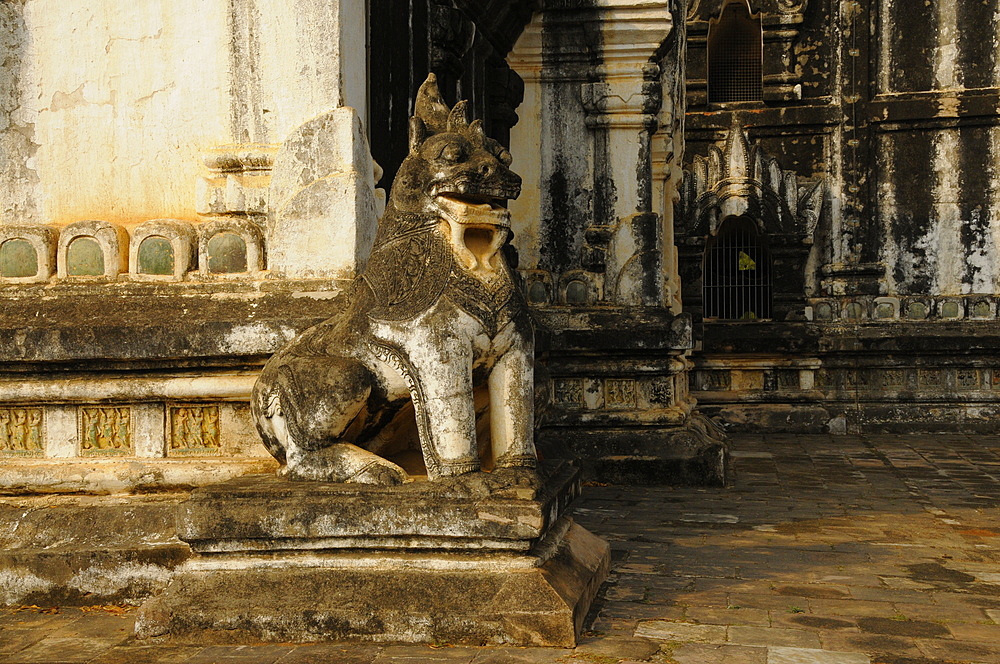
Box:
[5,637,122,663]
[573,635,659,660]
[88,645,207,664]
[372,645,480,663]
[633,620,727,643]
[467,648,567,664]
[46,613,135,640]
[817,632,925,658]
[728,625,822,648]
[775,614,858,632]
[806,599,901,618]
[890,601,987,623]
[0,611,75,630]
[669,642,768,664]
[945,621,1000,642]
[184,645,296,664]
[766,646,870,664]
[685,606,771,626]
[915,638,1000,663]
[0,629,48,655]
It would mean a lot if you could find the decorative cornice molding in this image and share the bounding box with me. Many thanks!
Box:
[689,0,809,22]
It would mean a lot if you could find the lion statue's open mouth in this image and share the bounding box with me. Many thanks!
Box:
[434,194,511,275]
[435,193,511,227]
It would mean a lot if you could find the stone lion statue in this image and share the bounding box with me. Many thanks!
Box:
[251,74,537,485]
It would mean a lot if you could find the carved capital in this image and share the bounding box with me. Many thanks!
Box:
[580,72,663,130]
[511,0,675,79]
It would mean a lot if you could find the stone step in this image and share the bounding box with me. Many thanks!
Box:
[0,494,191,607]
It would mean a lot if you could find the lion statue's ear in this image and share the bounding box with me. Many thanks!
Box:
[467,119,486,146]
[409,117,428,153]
[414,73,449,134]
[447,101,469,132]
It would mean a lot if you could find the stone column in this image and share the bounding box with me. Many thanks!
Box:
[510,0,680,307]
[508,0,726,485]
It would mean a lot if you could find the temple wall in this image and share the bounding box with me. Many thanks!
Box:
[0,0,376,493]
[680,0,1000,434]
[0,0,366,227]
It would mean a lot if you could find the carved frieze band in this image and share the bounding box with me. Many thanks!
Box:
[691,367,1000,394]
[552,377,677,410]
[809,295,1000,322]
[0,219,265,283]
[0,403,238,458]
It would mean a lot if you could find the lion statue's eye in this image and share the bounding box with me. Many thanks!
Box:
[439,144,464,162]
[497,149,512,167]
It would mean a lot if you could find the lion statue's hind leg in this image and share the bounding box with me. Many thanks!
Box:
[252,355,409,485]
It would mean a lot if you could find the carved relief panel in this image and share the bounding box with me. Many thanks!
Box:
[79,407,132,455]
[605,379,638,410]
[0,407,44,456]
[167,405,221,455]
[551,379,583,409]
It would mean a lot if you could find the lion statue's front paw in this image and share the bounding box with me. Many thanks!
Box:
[286,443,410,485]
[350,460,410,485]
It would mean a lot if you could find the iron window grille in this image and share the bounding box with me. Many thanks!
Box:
[703,216,772,320]
[707,0,763,104]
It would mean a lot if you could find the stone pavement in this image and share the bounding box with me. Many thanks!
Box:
[4,433,1000,664]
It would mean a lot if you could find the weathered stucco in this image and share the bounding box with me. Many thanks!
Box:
[680,0,1000,434]
[0,0,366,226]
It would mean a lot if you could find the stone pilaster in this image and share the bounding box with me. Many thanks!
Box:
[510,0,680,303]
[509,0,726,485]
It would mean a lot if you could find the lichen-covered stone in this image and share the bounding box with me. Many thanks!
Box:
[178,461,580,553]
[134,519,608,647]
[252,75,537,484]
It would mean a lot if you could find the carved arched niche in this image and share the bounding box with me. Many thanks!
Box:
[707,0,763,104]
[130,219,196,280]
[0,225,58,283]
[58,220,129,279]
[675,121,824,322]
[521,270,555,306]
[197,218,264,277]
[558,271,601,306]
[687,0,811,106]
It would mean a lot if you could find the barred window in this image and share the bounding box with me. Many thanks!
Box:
[708,0,763,104]
[703,216,772,320]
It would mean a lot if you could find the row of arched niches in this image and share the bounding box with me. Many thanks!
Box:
[0,219,263,282]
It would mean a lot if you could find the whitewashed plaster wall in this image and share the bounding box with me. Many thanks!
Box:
[0,0,367,227]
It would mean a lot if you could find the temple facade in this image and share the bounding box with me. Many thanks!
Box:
[1,0,998,503]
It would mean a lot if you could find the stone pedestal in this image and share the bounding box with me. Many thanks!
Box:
[135,462,609,647]
[537,308,728,486]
